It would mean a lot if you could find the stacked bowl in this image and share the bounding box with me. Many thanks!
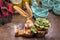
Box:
[52,0,60,4]
[41,0,54,10]
[53,4,60,15]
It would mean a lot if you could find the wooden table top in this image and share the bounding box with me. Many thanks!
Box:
[0,12,60,40]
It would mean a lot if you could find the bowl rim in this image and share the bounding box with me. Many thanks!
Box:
[42,1,54,7]
[33,8,49,16]
[53,4,60,10]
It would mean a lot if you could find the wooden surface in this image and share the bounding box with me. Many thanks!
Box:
[0,12,60,40]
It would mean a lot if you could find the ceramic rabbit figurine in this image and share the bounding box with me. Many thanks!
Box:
[13,2,34,29]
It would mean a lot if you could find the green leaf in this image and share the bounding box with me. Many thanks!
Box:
[31,26,37,33]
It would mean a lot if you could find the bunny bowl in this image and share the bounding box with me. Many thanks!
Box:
[13,2,51,38]
[13,2,34,37]
[53,4,60,15]
[31,7,49,18]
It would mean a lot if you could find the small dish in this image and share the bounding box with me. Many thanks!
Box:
[42,0,54,10]
[31,6,49,18]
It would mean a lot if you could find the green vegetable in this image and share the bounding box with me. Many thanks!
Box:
[40,26,44,29]
[31,26,37,33]
[34,18,50,29]
[45,27,49,30]
[31,18,51,33]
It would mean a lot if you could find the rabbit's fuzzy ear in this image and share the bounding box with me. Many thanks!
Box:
[25,2,33,18]
[13,6,28,17]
